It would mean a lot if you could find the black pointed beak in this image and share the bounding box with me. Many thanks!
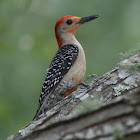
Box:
[76,15,99,24]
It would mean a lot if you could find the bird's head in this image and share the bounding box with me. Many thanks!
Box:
[55,15,99,47]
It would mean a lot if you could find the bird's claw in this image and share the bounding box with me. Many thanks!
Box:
[70,74,98,89]
[84,74,99,83]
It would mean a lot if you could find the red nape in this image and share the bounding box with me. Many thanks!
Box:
[55,15,73,48]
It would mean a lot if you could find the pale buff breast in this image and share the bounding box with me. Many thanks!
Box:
[61,45,86,85]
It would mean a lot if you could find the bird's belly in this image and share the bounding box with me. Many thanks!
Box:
[63,57,86,84]
[55,48,86,95]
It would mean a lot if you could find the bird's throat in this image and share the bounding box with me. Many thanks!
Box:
[56,32,80,48]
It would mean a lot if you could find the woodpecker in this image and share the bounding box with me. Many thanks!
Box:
[33,15,98,120]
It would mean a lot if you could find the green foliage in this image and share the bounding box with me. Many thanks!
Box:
[0,0,140,139]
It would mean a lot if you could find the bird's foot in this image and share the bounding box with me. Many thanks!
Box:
[84,74,99,83]
[70,74,99,89]
[73,81,89,88]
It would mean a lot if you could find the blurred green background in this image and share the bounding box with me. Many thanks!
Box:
[0,0,140,139]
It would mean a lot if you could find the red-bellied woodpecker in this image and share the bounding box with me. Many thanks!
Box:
[33,15,98,120]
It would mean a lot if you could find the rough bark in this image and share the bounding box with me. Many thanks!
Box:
[8,53,140,140]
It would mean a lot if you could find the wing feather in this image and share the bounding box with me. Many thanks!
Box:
[33,44,79,119]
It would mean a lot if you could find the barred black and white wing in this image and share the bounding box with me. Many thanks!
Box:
[33,44,79,120]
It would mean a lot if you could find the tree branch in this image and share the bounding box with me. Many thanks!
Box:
[8,53,140,140]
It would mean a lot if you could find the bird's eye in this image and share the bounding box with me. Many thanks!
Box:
[66,19,73,25]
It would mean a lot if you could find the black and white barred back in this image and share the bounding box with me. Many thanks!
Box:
[33,44,79,120]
